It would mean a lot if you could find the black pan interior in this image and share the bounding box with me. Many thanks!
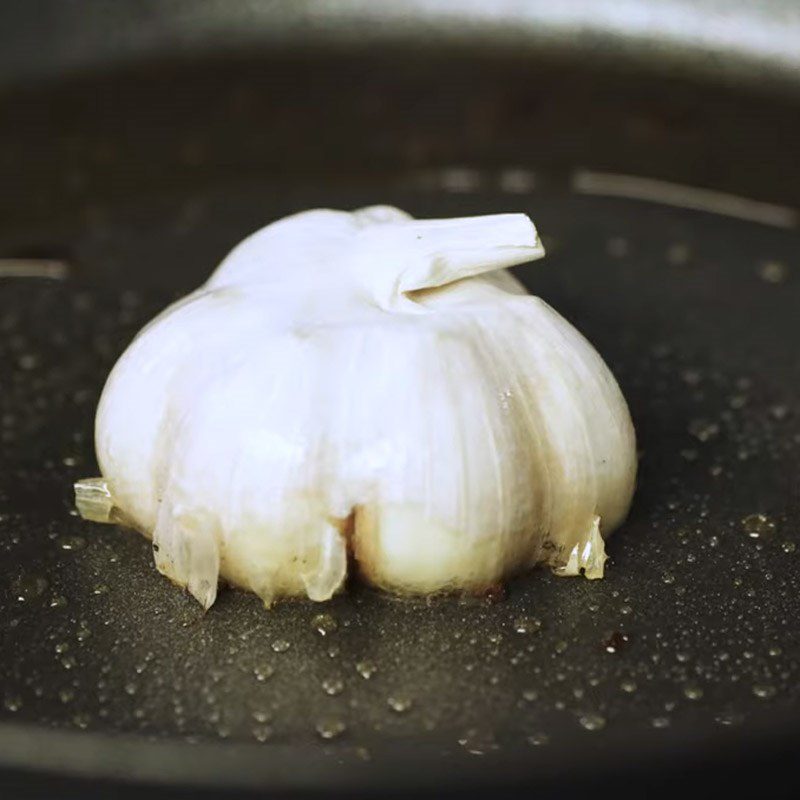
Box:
[1,51,800,798]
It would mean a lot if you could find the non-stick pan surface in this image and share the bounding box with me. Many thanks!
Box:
[1,8,800,799]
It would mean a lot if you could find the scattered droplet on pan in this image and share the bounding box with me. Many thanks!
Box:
[683,684,704,701]
[58,535,86,551]
[311,613,338,636]
[757,260,788,284]
[752,684,777,700]
[11,574,48,602]
[316,717,346,740]
[651,716,671,729]
[322,677,344,696]
[355,660,377,680]
[620,679,637,694]
[271,639,290,653]
[578,713,606,732]
[741,514,775,540]
[513,616,542,634]
[387,695,413,714]
[253,664,274,683]
[458,728,498,755]
[715,711,744,727]
[527,732,550,746]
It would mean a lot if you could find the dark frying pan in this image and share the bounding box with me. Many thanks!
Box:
[1,2,800,798]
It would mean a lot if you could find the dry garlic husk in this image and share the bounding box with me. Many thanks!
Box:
[76,205,636,609]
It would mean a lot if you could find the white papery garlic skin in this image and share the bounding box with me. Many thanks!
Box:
[76,205,636,609]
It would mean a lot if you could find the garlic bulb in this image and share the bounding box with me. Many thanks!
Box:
[76,205,636,609]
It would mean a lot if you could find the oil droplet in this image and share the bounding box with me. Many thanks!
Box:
[554,641,568,655]
[58,536,86,551]
[620,679,637,694]
[768,646,783,657]
[522,689,539,702]
[356,660,377,680]
[316,717,346,740]
[322,677,344,696]
[782,541,796,554]
[752,683,777,699]
[513,616,542,634]
[92,583,109,596]
[527,732,550,746]
[327,644,340,659]
[271,639,290,653]
[11,574,48,602]
[59,688,74,704]
[683,684,704,700]
[651,716,671,729]
[124,682,138,696]
[253,664,274,683]
[252,709,271,724]
[458,728,498,755]
[49,595,67,608]
[54,642,70,654]
[311,613,338,636]
[387,695,413,714]
[578,713,606,732]
[3,693,22,712]
[741,514,776,540]
[60,655,76,670]
[252,724,273,742]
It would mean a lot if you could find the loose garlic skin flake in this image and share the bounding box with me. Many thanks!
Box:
[77,206,636,609]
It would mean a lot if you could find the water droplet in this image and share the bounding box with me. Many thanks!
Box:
[620,604,633,616]
[683,684,704,701]
[527,732,550,746]
[741,514,776,540]
[578,713,606,732]
[770,404,790,421]
[311,613,338,636]
[513,615,542,634]
[620,679,637,694]
[11,574,48,602]
[768,646,783,657]
[271,639,290,653]
[322,677,344,696]
[58,536,86,551]
[253,664,274,683]
[387,695,413,714]
[554,641,568,654]
[252,709,271,724]
[458,728,498,755]
[252,724,273,742]
[782,541,796,554]
[58,688,74,704]
[48,595,67,608]
[315,717,346,740]
[55,642,70,654]
[124,682,138,696]
[651,716,671,729]
[92,583,109,596]
[522,689,539,702]
[752,683,777,699]
[60,655,76,670]
[355,660,377,680]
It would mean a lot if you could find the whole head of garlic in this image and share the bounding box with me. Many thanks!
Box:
[76,205,636,609]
